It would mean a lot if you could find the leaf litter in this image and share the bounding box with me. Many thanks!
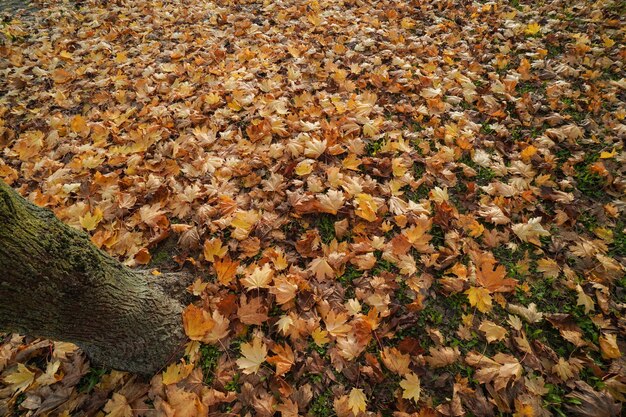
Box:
[0,0,625,416]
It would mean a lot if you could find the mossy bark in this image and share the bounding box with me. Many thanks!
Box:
[0,180,186,375]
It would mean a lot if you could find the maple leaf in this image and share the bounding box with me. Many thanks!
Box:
[576,284,594,314]
[203,237,228,262]
[465,286,493,313]
[400,372,421,403]
[214,256,239,286]
[267,343,295,376]
[103,393,132,417]
[348,388,367,415]
[380,347,410,375]
[241,263,274,290]
[478,205,510,225]
[466,352,523,391]
[354,193,378,222]
[425,346,461,368]
[238,294,269,325]
[536,258,560,279]
[162,361,194,385]
[295,160,314,176]
[507,303,544,323]
[3,363,34,393]
[309,257,334,280]
[312,327,330,346]
[80,207,103,231]
[324,310,352,338]
[479,320,508,343]
[317,189,345,214]
[552,357,576,381]
[276,399,299,417]
[512,217,550,246]
[236,336,268,375]
[599,333,621,359]
[524,22,541,36]
[269,275,298,305]
[230,210,259,240]
[204,310,230,343]
[182,305,215,340]
[476,259,517,293]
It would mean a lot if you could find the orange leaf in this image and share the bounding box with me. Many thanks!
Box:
[203,238,228,263]
[267,343,295,376]
[214,256,239,286]
[182,305,215,340]
[476,259,517,293]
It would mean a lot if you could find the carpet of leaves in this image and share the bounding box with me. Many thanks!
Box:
[1,0,625,416]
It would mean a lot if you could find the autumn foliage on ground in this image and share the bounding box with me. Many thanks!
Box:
[1,0,625,415]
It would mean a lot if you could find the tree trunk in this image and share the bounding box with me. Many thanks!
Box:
[0,180,187,375]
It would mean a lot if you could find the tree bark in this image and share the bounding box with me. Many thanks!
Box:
[0,180,187,375]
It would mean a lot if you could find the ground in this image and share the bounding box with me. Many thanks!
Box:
[0,0,625,416]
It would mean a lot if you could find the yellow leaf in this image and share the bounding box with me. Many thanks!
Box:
[525,22,541,36]
[348,388,367,415]
[599,333,621,359]
[70,115,90,138]
[520,145,537,161]
[536,258,560,279]
[79,208,103,231]
[400,372,421,403]
[312,327,330,346]
[600,148,617,159]
[162,361,194,385]
[236,337,268,375]
[465,286,493,313]
[400,18,415,29]
[342,153,362,171]
[380,347,411,375]
[355,193,378,222]
[205,92,221,105]
[602,35,615,48]
[479,320,508,343]
[203,238,228,263]
[182,305,215,340]
[3,364,34,393]
[295,160,314,176]
[114,52,127,64]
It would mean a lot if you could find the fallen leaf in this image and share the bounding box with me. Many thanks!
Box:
[400,372,421,403]
[348,388,367,415]
[236,337,268,375]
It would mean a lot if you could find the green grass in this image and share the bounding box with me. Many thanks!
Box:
[609,222,626,257]
[338,265,362,299]
[224,373,240,392]
[365,137,386,156]
[315,213,336,244]
[199,344,221,385]
[574,163,606,199]
[308,390,334,417]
